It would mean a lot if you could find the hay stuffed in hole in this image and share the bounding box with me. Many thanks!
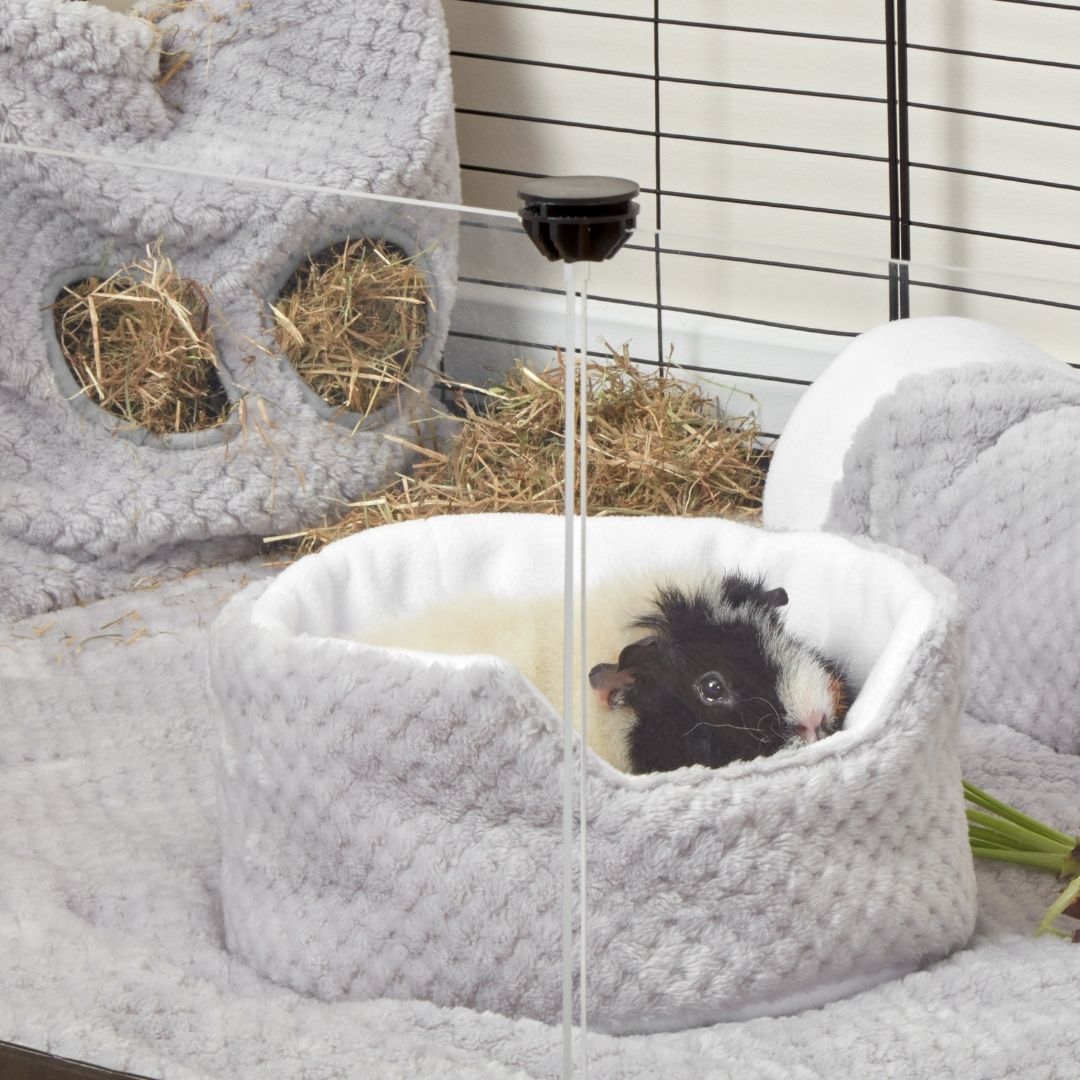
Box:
[52,249,229,435]
[271,237,428,422]
[274,350,854,774]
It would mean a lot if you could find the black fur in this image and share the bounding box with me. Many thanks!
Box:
[630,574,788,639]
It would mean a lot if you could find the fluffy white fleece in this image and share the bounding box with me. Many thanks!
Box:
[357,571,844,772]
[356,575,655,770]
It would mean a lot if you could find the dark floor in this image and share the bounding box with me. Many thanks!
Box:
[0,1042,155,1080]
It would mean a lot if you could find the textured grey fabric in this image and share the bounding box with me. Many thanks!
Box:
[210,513,976,1034]
[761,316,1063,534]
[762,317,1080,753]
[0,0,460,621]
[824,357,1080,754]
[3,555,1078,1078]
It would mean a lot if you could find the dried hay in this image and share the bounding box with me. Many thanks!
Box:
[271,238,429,420]
[51,247,229,436]
[139,1,196,87]
[139,0,251,88]
[270,346,770,557]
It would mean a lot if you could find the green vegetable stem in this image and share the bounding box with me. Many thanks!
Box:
[964,780,1080,941]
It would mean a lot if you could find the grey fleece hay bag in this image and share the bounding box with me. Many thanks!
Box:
[0,0,459,621]
[209,513,977,1035]
[764,316,1080,755]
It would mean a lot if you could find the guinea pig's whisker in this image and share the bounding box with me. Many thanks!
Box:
[734,694,781,719]
[679,694,797,748]
[681,720,771,744]
[734,696,790,738]
[759,717,786,741]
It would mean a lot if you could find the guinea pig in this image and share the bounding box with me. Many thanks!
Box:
[354,570,851,775]
[587,573,851,774]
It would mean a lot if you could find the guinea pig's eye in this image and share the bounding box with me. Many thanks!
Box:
[694,671,732,705]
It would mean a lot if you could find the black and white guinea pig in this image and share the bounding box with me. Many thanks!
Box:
[355,570,851,775]
[588,573,852,774]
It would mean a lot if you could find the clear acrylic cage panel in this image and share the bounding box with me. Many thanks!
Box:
[5,136,1080,1074]
[574,219,1080,1038]
[0,142,589,1076]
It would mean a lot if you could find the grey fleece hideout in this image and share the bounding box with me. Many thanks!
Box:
[765,316,1080,756]
[0,0,460,621]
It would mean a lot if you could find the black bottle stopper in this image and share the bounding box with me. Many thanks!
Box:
[517,175,640,263]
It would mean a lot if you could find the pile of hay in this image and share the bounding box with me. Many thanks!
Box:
[272,347,769,556]
[271,238,429,420]
[52,249,229,436]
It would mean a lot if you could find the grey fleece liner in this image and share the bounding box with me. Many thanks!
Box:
[0,0,460,621]
[2,559,1079,1080]
[210,513,976,1035]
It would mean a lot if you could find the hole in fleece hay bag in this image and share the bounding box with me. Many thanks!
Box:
[208,514,977,1035]
[46,249,236,447]
[269,234,433,428]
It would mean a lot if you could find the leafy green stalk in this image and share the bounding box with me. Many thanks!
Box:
[963,781,1077,849]
[963,779,1080,941]
[966,825,1013,850]
[965,808,1073,858]
[1037,875,1080,940]
[968,847,1068,873]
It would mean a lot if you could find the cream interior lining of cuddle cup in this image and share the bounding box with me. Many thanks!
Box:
[252,515,940,750]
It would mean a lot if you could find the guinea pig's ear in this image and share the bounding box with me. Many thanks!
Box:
[721,573,789,610]
[758,586,789,608]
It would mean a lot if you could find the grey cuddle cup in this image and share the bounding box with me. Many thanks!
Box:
[209,513,977,1034]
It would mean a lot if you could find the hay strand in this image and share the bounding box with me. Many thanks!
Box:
[139,0,251,87]
[139,1,198,86]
